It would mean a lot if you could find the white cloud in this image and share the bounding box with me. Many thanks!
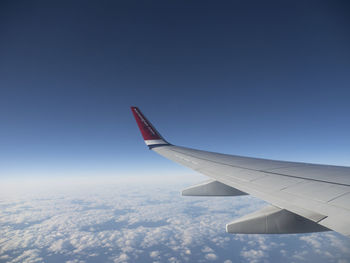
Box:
[292,250,308,261]
[113,253,129,263]
[150,250,160,259]
[202,246,214,253]
[9,249,43,263]
[0,177,350,263]
[168,256,180,263]
[300,234,322,249]
[205,253,218,260]
[241,249,266,263]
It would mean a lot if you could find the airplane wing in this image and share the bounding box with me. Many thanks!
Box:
[131,106,350,237]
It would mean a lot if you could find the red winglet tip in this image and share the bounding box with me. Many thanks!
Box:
[130,107,167,143]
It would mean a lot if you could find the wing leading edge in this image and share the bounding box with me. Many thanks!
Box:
[130,106,350,237]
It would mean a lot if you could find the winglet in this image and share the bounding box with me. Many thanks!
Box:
[130,106,170,148]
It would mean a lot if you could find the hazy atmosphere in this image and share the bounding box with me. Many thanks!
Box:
[1,1,350,262]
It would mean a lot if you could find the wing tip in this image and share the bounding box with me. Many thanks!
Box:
[130,106,170,148]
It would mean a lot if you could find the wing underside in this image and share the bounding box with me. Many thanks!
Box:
[131,107,350,237]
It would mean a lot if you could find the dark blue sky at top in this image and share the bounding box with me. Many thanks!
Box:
[0,0,350,177]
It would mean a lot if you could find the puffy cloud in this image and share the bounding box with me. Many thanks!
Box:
[205,253,218,260]
[300,234,322,249]
[241,249,267,263]
[149,250,160,259]
[9,249,43,263]
[0,177,350,263]
[113,253,129,263]
[292,250,308,261]
[202,246,214,253]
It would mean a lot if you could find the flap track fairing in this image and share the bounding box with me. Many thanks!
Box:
[182,180,248,196]
[226,205,329,234]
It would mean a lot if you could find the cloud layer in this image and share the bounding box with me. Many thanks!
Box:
[0,176,350,263]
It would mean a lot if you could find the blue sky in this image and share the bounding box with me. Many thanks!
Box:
[1,0,350,178]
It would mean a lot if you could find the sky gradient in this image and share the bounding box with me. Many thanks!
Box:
[1,0,350,178]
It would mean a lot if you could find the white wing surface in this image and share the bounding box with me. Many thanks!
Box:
[131,107,350,237]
